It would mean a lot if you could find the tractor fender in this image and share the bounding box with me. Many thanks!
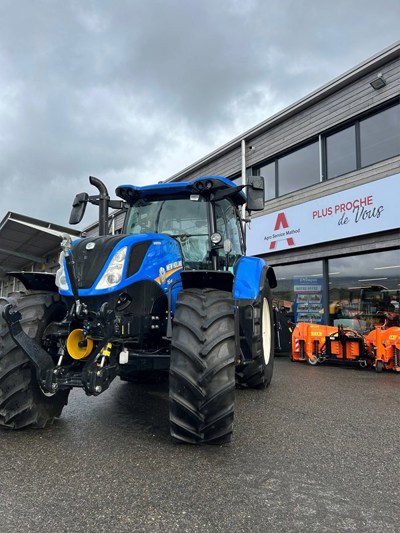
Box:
[233,257,276,300]
[6,272,58,292]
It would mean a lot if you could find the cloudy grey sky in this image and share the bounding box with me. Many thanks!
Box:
[0,0,399,228]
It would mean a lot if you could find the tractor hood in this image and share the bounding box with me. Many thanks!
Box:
[57,233,183,297]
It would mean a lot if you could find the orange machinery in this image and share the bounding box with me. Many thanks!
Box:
[292,323,400,372]
[292,323,367,367]
[364,326,400,372]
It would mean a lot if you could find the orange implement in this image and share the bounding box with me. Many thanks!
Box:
[292,323,337,365]
[291,323,308,362]
[292,323,367,367]
[365,327,400,372]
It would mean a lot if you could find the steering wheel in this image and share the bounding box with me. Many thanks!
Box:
[172,233,191,244]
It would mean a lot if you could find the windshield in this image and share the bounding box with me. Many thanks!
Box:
[125,195,243,269]
[126,197,209,267]
[126,197,207,235]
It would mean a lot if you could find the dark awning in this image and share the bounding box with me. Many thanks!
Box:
[0,212,81,275]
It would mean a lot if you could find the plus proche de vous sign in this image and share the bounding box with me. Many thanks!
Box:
[246,174,399,255]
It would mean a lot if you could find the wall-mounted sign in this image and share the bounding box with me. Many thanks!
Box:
[246,174,399,255]
[293,276,324,324]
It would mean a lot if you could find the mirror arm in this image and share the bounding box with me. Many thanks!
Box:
[108,200,127,210]
[89,197,127,209]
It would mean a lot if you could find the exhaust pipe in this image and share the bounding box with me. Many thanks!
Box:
[89,176,109,236]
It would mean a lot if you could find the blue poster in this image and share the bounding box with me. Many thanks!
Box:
[293,276,324,324]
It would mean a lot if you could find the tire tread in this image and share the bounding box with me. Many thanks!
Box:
[169,288,235,444]
[0,291,69,430]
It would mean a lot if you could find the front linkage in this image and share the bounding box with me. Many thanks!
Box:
[1,299,118,397]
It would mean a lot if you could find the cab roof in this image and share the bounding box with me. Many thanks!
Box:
[115,176,247,206]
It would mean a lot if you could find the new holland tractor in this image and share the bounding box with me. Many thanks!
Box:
[0,175,276,444]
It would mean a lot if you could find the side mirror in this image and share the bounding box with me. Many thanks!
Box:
[69,192,89,225]
[246,175,265,211]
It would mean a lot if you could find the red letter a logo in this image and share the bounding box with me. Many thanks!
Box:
[274,212,289,231]
[269,212,295,250]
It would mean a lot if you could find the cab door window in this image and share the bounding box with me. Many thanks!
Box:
[215,199,243,268]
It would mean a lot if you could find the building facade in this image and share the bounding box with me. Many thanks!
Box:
[165,42,400,331]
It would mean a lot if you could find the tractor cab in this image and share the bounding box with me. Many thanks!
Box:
[69,174,264,271]
[118,178,246,271]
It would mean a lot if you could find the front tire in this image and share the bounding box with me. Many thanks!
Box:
[0,292,70,430]
[169,288,235,444]
[236,285,275,389]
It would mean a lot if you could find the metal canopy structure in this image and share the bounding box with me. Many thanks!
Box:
[0,212,81,276]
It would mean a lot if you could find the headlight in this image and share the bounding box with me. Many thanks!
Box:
[55,251,69,291]
[96,246,127,289]
[210,232,222,244]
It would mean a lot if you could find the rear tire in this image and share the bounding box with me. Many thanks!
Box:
[169,288,235,444]
[236,285,274,389]
[0,292,70,430]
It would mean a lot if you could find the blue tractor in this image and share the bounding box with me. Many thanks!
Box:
[0,175,276,444]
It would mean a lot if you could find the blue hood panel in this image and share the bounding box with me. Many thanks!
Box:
[60,233,184,298]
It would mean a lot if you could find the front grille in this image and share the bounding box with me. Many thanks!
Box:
[72,235,126,289]
[127,242,152,278]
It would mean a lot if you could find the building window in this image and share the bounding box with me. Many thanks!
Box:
[257,161,275,200]
[278,141,320,196]
[272,261,324,325]
[253,101,399,202]
[360,103,400,167]
[328,249,399,331]
[254,141,320,200]
[325,101,400,179]
[271,249,399,332]
[326,125,357,179]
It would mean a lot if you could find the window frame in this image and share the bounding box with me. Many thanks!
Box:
[253,98,400,202]
[322,98,399,180]
[254,138,321,201]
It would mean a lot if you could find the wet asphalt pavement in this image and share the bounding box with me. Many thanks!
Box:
[0,357,399,533]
